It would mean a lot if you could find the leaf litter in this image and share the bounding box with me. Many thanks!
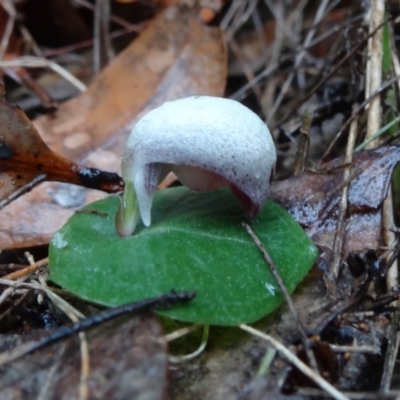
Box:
[0,3,226,248]
[1,1,400,400]
[0,314,169,400]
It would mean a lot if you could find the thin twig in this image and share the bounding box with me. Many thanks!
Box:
[93,0,113,74]
[0,276,29,306]
[273,20,387,131]
[43,28,134,58]
[0,289,31,324]
[169,325,210,363]
[381,311,400,391]
[78,331,90,400]
[73,0,143,33]
[239,324,349,400]
[0,174,47,211]
[229,38,262,103]
[364,0,398,291]
[2,257,48,280]
[0,290,195,367]
[223,0,259,41]
[165,324,202,342]
[355,115,400,151]
[293,109,313,175]
[330,110,359,278]
[268,0,329,121]
[329,344,380,354]
[0,0,16,61]
[242,223,320,374]
[36,343,69,400]
[321,74,400,161]
[37,275,90,400]
[365,0,384,146]
[0,57,86,91]
[298,387,399,399]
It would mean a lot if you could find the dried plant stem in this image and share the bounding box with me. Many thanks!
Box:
[380,311,400,391]
[322,74,400,161]
[0,0,16,61]
[0,275,29,306]
[365,0,384,139]
[74,0,142,32]
[293,109,312,175]
[329,344,380,354]
[364,0,398,290]
[93,0,113,73]
[169,325,209,363]
[330,112,358,278]
[2,257,48,280]
[0,174,47,211]
[0,291,194,367]
[239,324,349,400]
[0,289,31,324]
[36,343,69,400]
[383,193,398,289]
[298,388,399,399]
[274,21,386,132]
[229,38,262,102]
[0,57,86,91]
[78,332,90,400]
[165,324,202,342]
[242,223,320,374]
[267,0,314,121]
[384,20,400,292]
[36,277,90,400]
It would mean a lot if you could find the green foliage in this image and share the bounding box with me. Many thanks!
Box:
[49,187,317,326]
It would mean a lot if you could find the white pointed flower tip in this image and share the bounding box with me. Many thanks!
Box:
[115,96,276,237]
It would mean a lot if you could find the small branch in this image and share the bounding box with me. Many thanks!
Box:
[0,57,87,92]
[242,223,320,374]
[363,0,398,291]
[381,311,400,391]
[293,109,312,175]
[2,257,48,280]
[365,0,384,145]
[329,344,380,354]
[0,0,16,61]
[93,0,113,73]
[329,110,359,278]
[0,289,31,324]
[169,325,210,363]
[0,173,46,211]
[239,324,349,400]
[273,20,387,131]
[0,290,195,367]
[321,74,400,162]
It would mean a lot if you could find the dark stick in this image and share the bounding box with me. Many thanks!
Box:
[0,290,195,367]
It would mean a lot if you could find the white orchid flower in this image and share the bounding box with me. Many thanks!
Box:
[116,96,276,237]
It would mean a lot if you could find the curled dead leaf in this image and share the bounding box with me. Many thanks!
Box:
[271,146,400,257]
[0,87,123,211]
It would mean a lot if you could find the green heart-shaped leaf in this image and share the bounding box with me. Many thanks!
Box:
[49,187,317,326]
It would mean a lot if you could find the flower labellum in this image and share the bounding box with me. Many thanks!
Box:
[116,96,276,237]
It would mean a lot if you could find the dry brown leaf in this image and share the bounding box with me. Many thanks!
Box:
[0,3,227,248]
[0,314,168,400]
[35,4,226,161]
[271,146,400,257]
[0,88,122,210]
